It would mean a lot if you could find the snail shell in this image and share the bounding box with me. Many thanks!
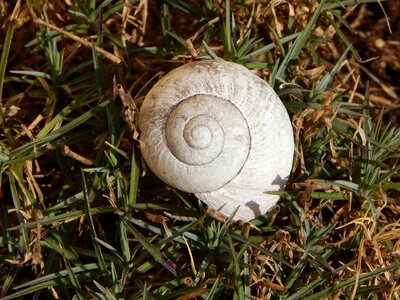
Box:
[139,60,294,221]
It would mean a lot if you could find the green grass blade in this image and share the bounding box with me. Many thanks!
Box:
[128,150,140,207]
[8,169,30,253]
[62,255,85,300]
[81,169,108,274]
[227,234,245,300]
[311,44,352,98]
[7,206,115,231]
[275,0,327,82]
[303,262,400,299]
[165,0,203,18]
[8,100,109,160]
[0,1,21,145]
[245,32,300,60]
[36,86,95,138]
[2,263,101,300]
[223,0,232,60]
[202,41,220,60]
[122,218,177,276]
[230,232,292,268]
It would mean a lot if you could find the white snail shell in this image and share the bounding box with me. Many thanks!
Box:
[139,60,294,221]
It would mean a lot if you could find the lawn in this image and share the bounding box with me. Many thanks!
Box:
[1,0,400,299]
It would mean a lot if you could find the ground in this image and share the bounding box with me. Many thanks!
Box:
[0,0,400,299]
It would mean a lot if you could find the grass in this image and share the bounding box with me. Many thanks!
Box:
[1,0,399,299]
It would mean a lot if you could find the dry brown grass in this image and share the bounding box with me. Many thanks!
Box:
[1,0,399,299]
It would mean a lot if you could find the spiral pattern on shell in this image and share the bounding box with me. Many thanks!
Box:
[139,60,294,221]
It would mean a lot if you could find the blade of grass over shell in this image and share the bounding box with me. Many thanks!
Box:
[223,0,232,60]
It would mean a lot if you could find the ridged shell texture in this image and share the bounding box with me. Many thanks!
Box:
[139,60,294,221]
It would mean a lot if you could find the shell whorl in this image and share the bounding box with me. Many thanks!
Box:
[139,60,294,221]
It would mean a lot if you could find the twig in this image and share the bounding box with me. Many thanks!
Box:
[35,19,122,65]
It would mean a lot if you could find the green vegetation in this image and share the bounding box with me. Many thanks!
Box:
[1,0,399,299]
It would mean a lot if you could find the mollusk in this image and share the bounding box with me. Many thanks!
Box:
[139,60,294,221]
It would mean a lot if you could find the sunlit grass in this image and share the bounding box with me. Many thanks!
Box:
[1,0,399,299]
